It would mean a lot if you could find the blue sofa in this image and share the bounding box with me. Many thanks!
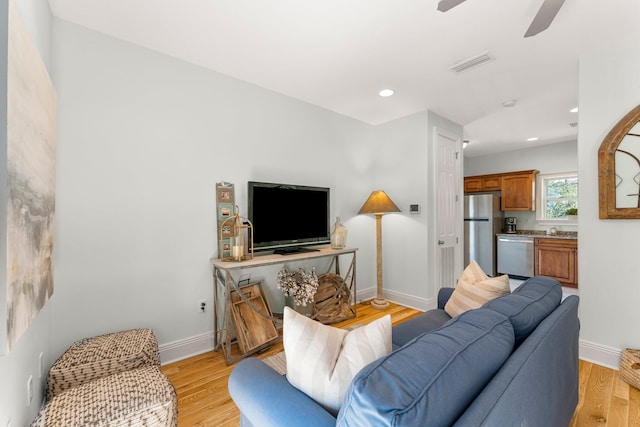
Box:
[228,276,580,426]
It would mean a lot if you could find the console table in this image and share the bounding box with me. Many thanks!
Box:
[211,245,357,365]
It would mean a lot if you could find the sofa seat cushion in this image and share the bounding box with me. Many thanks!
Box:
[283,307,392,414]
[484,276,561,345]
[391,308,451,349]
[336,308,515,427]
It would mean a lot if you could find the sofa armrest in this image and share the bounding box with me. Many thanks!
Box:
[438,287,455,309]
[228,358,336,427]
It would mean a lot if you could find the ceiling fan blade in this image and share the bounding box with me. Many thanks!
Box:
[524,0,566,38]
[437,0,467,13]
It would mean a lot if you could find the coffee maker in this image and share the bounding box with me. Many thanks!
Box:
[504,217,517,233]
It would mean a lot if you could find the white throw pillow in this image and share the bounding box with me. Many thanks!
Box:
[445,260,511,317]
[283,307,391,413]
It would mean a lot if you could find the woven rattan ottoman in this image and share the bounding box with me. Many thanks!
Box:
[32,365,177,427]
[47,328,160,399]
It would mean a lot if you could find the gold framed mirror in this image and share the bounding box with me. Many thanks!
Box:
[599,104,640,219]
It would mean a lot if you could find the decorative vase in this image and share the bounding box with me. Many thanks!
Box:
[285,295,314,317]
[330,217,347,249]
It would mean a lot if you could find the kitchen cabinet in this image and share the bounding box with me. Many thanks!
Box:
[464,177,483,193]
[501,171,538,211]
[464,170,538,211]
[534,238,578,288]
[464,174,502,193]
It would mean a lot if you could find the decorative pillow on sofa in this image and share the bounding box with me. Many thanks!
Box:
[283,307,391,414]
[445,261,510,317]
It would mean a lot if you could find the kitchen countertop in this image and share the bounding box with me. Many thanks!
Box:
[496,230,578,240]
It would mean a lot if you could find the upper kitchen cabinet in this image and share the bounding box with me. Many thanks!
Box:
[464,170,538,211]
[464,174,502,193]
[501,170,538,211]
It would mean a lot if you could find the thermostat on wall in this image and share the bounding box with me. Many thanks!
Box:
[409,204,420,214]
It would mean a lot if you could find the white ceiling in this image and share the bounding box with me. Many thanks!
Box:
[47,0,640,157]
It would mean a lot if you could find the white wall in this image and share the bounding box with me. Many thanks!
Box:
[0,0,54,425]
[50,18,371,359]
[577,36,640,367]
[50,17,453,367]
[464,140,577,176]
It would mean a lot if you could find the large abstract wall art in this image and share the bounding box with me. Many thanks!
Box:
[2,0,56,353]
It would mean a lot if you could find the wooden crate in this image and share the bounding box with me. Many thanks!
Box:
[230,282,279,354]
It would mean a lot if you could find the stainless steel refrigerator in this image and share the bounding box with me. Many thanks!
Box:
[464,194,503,277]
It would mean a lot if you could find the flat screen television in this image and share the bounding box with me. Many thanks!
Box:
[248,181,330,254]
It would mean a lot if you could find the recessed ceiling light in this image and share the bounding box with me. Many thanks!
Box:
[527,137,539,142]
[379,89,394,97]
[570,107,578,113]
[463,140,470,148]
[502,99,517,108]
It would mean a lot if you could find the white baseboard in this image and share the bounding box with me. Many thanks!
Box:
[579,339,622,370]
[355,287,376,303]
[160,301,621,373]
[357,287,434,312]
[159,331,214,365]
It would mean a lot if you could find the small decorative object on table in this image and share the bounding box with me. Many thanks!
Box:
[219,206,253,262]
[277,267,319,316]
[331,216,347,249]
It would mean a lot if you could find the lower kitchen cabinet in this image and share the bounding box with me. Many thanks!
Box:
[534,238,578,288]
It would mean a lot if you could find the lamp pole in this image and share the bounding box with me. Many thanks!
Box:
[370,213,389,309]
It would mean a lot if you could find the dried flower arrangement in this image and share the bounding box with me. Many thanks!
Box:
[276,267,319,306]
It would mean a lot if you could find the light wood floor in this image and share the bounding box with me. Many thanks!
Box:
[161,301,640,426]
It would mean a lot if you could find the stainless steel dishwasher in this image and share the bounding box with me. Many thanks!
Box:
[497,235,534,278]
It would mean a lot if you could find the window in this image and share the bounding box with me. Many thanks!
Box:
[537,172,578,221]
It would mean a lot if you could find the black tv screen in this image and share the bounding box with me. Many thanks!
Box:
[248,181,330,253]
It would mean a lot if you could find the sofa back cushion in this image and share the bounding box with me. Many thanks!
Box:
[336,308,515,427]
[391,308,451,349]
[484,276,561,345]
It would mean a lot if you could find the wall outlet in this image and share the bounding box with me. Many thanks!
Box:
[27,375,33,406]
[39,352,44,378]
[199,299,206,313]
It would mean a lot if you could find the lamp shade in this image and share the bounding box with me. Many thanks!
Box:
[358,190,401,215]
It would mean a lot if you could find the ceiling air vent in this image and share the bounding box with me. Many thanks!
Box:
[450,51,495,74]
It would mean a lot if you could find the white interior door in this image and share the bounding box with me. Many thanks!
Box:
[435,127,462,291]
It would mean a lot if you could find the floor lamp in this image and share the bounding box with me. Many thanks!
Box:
[358,190,401,310]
